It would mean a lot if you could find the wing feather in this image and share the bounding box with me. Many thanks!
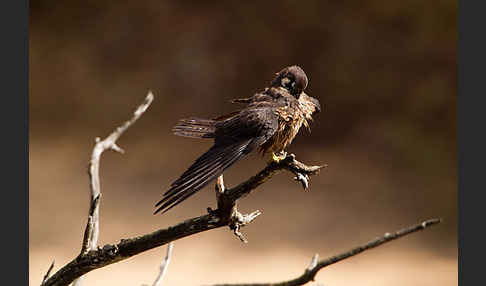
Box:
[154,102,280,214]
[154,139,253,214]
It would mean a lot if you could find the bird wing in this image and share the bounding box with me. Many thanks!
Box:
[172,117,217,139]
[154,103,279,214]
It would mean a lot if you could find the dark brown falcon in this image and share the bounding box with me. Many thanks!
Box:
[154,65,321,214]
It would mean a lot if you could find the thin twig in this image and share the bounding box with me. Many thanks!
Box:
[151,242,174,286]
[41,260,55,286]
[210,218,442,286]
[72,91,154,286]
[306,254,318,272]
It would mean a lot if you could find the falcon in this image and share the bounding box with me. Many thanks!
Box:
[154,65,321,214]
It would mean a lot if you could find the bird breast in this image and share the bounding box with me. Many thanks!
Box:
[268,105,307,153]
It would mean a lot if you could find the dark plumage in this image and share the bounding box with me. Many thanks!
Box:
[154,65,320,214]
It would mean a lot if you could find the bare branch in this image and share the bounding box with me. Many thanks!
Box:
[150,242,174,286]
[71,92,154,286]
[214,175,263,243]
[209,218,442,286]
[223,153,324,203]
[43,212,225,286]
[41,260,55,286]
[42,151,322,286]
[212,153,324,243]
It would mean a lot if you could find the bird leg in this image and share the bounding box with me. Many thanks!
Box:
[271,150,288,163]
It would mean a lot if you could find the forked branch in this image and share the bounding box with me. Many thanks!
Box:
[72,91,154,286]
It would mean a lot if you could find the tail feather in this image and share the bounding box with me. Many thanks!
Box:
[154,139,253,214]
[172,117,217,139]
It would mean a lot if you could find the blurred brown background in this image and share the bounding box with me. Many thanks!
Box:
[30,1,457,285]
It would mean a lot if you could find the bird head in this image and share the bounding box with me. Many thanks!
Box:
[271,65,308,98]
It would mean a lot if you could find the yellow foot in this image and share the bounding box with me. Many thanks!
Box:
[271,151,287,163]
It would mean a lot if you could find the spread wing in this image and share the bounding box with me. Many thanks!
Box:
[154,103,279,214]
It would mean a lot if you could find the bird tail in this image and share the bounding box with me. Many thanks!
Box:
[172,117,217,139]
[154,139,254,214]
